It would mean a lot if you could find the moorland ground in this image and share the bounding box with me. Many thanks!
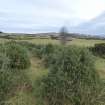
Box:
[1,35,105,105]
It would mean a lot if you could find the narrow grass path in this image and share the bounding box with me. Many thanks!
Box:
[7,54,48,105]
[27,55,48,85]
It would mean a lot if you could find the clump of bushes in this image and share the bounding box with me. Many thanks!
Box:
[0,41,31,103]
[0,71,13,103]
[33,44,54,58]
[36,46,105,105]
[16,42,53,59]
[0,53,9,70]
[4,41,31,69]
[90,43,105,58]
[0,50,12,103]
[0,51,11,102]
[17,41,36,51]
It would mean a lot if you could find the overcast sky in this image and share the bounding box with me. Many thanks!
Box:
[0,0,105,33]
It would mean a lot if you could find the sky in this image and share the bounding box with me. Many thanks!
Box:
[0,0,105,33]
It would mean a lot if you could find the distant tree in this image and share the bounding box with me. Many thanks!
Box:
[59,27,68,45]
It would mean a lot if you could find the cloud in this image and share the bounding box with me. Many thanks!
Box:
[0,0,105,33]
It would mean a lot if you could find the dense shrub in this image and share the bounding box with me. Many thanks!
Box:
[90,43,105,58]
[17,42,55,63]
[17,41,36,51]
[0,50,13,102]
[0,41,31,104]
[0,53,9,70]
[37,46,105,105]
[4,41,31,69]
[0,71,13,103]
[33,44,54,59]
[0,64,30,104]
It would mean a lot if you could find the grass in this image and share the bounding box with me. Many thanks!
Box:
[1,35,105,47]
[1,36,105,104]
[2,38,105,75]
[26,54,48,85]
[19,38,105,47]
[6,91,36,105]
[7,54,105,105]
[68,38,105,47]
[0,38,9,43]
[20,38,59,45]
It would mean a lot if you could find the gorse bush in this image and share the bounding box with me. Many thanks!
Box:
[0,71,13,103]
[16,41,36,51]
[0,50,11,102]
[4,41,31,69]
[16,42,55,62]
[0,51,12,103]
[37,46,105,105]
[0,41,31,103]
[32,44,54,58]
[0,62,30,104]
[32,44,61,67]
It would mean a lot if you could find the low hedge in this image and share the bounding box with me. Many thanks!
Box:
[90,43,105,58]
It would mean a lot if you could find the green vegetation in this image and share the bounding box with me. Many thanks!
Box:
[17,37,105,47]
[0,36,105,105]
[0,41,31,104]
[5,41,31,69]
[34,46,105,105]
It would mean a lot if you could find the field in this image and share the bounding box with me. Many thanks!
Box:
[1,36,105,105]
[19,37,105,47]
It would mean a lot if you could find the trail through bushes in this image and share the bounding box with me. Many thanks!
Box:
[1,41,105,105]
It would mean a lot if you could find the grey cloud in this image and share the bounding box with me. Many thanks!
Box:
[0,0,84,33]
